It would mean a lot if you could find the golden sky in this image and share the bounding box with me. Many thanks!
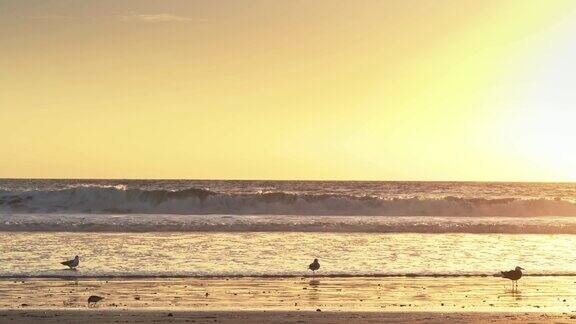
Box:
[1,0,576,181]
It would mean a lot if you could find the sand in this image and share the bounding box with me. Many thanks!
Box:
[1,310,576,323]
[1,276,576,322]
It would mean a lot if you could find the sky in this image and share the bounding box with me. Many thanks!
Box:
[1,0,576,181]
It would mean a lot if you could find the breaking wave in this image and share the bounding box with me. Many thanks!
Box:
[1,185,576,216]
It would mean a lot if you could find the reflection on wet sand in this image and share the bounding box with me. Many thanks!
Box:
[306,279,321,304]
[500,288,523,302]
[1,276,575,312]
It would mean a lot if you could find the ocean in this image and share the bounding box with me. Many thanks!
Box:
[1,179,576,278]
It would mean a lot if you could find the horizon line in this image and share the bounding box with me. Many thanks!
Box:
[1,177,575,184]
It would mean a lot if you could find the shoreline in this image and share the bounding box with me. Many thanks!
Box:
[4,273,576,279]
[0,274,502,279]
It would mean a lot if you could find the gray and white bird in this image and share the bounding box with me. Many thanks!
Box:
[501,266,524,290]
[61,255,80,269]
[308,258,320,273]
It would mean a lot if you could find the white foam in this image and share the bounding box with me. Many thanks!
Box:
[2,186,576,217]
[2,213,576,233]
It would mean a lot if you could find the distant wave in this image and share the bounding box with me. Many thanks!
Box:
[2,185,576,216]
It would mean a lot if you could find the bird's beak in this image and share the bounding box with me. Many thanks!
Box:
[520,267,525,270]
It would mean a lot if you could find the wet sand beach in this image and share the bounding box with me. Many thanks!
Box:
[2,310,576,323]
[1,276,576,322]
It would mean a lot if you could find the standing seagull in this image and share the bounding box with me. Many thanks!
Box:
[61,255,80,269]
[501,266,524,291]
[308,258,320,273]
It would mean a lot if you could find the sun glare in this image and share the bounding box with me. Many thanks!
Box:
[504,108,576,181]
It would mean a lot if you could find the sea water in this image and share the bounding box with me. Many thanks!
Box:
[1,180,576,278]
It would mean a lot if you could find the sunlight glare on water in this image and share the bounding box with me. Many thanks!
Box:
[2,232,576,277]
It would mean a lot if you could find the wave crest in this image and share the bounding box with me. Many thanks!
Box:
[1,186,576,216]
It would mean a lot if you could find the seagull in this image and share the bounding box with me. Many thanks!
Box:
[87,295,104,306]
[501,266,524,290]
[61,255,80,269]
[308,258,320,273]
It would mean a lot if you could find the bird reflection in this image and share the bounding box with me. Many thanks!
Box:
[502,288,523,301]
[309,279,320,287]
[511,290,523,301]
[306,279,320,303]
